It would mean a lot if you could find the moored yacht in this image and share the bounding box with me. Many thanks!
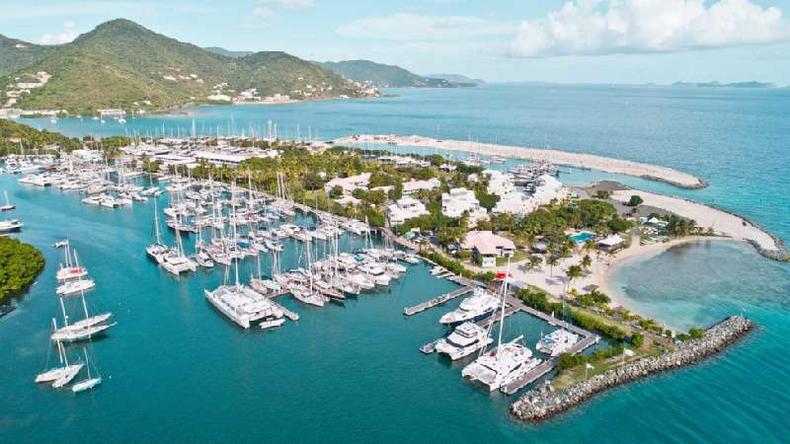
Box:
[536,329,580,357]
[439,288,500,325]
[461,336,542,391]
[435,321,494,360]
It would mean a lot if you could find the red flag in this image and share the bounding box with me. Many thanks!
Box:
[495,272,507,279]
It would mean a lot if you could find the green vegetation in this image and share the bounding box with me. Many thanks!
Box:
[626,195,643,206]
[0,238,45,302]
[3,19,369,114]
[318,59,462,88]
[556,344,625,372]
[418,250,496,282]
[515,287,631,340]
[0,118,81,156]
[0,35,55,76]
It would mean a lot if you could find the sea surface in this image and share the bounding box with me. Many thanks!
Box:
[3,83,790,442]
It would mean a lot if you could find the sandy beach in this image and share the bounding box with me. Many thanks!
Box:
[336,134,706,189]
[609,189,780,253]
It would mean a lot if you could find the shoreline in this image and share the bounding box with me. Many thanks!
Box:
[336,134,707,189]
[510,315,755,422]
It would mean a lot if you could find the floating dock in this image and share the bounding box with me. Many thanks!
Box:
[403,286,474,316]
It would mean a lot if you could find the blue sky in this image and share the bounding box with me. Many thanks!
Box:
[2,0,790,84]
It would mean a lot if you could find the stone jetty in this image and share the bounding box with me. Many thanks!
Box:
[510,316,754,422]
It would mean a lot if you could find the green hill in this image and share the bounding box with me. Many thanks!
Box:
[426,73,484,86]
[0,35,54,77]
[204,47,255,58]
[1,19,373,114]
[318,59,467,88]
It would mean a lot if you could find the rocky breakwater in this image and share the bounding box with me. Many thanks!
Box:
[510,316,754,422]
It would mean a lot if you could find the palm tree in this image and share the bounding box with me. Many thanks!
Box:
[547,255,560,277]
[581,254,592,272]
[565,264,583,294]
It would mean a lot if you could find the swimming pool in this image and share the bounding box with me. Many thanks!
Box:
[570,231,594,244]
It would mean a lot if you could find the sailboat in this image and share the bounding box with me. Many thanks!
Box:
[55,248,95,296]
[204,203,284,328]
[55,241,88,282]
[34,329,84,384]
[146,197,170,263]
[461,261,543,392]
[71,348,103,393]
[160,221,197,275]
[0,191,15,211]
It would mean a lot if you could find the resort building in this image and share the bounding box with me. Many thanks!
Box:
[597,234,625,252]
[402,178,441,196]
[485,170,518,197]
[461,231,516,268]
[386,197,429,226]
[323,172,371,196]
[441,187,488,227]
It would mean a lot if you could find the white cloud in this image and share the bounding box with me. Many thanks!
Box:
[257,0,314,8]
[337,13,515,41]
[38,21,78,45]
[511,0,790,57]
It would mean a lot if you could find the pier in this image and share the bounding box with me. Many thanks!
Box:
[403,286,474,316]
[264,289,300,321]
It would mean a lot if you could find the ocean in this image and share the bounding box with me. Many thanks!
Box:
[2,83,789,442]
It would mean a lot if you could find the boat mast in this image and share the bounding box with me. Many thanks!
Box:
[496,259,511,352]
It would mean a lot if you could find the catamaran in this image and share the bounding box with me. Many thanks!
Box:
[439,288,500,325]
[160,224,197,275]
[461,265,543,392]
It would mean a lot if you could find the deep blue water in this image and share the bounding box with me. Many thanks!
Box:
[3,84,789,442]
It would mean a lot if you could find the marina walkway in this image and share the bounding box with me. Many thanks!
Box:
[403,286,474,316]
[265,289,300,321]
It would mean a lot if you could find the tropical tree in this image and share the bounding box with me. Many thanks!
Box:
[565,264,583,294]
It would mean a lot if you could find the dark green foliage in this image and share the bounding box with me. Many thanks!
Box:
[0,237,45,302]
[627,195,644,206]
[0,118,81,156]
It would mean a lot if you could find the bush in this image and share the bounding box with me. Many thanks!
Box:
[627,195,644,206]
[0,238,45,302]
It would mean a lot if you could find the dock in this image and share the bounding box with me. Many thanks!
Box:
[264,289,300,321]
[403,286,474,316]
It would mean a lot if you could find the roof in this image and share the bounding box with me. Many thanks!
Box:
[598,234,624,247]
[461,231,516,256]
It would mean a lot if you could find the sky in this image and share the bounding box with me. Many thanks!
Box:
[2,0,790,84]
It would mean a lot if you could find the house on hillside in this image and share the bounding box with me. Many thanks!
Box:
[387,197,429,226]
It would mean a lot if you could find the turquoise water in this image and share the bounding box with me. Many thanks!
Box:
[3,84,790,442]
[570,231,594,244]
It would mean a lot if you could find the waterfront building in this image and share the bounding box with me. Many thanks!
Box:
[461,230,516,267]
[386,197,429,226]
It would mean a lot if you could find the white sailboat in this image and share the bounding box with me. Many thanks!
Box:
[0,191,15,211]
[34,329,84,384]
[146,197,170,263]
[71,348,102,393]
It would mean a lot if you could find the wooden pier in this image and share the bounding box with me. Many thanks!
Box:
[403,286,474,316]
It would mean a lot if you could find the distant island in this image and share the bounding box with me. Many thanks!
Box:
[672,81,776,89]
[426,74,485,86]
[0,19,380,116]
[318,59,478,89]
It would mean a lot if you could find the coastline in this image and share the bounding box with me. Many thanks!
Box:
[510,315,755,423]
[335,134,707,189]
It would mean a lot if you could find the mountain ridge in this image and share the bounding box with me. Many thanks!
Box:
[0,19,375,114]
[318,59,474,88]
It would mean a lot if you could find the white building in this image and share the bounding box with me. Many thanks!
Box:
[323,172,371,196]
[402,178,440,195]
[441,187,488,227]
[387,197,429,226]
[461,231,516,268]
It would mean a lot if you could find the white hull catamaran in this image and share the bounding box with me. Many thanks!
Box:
[461,262,543,392]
